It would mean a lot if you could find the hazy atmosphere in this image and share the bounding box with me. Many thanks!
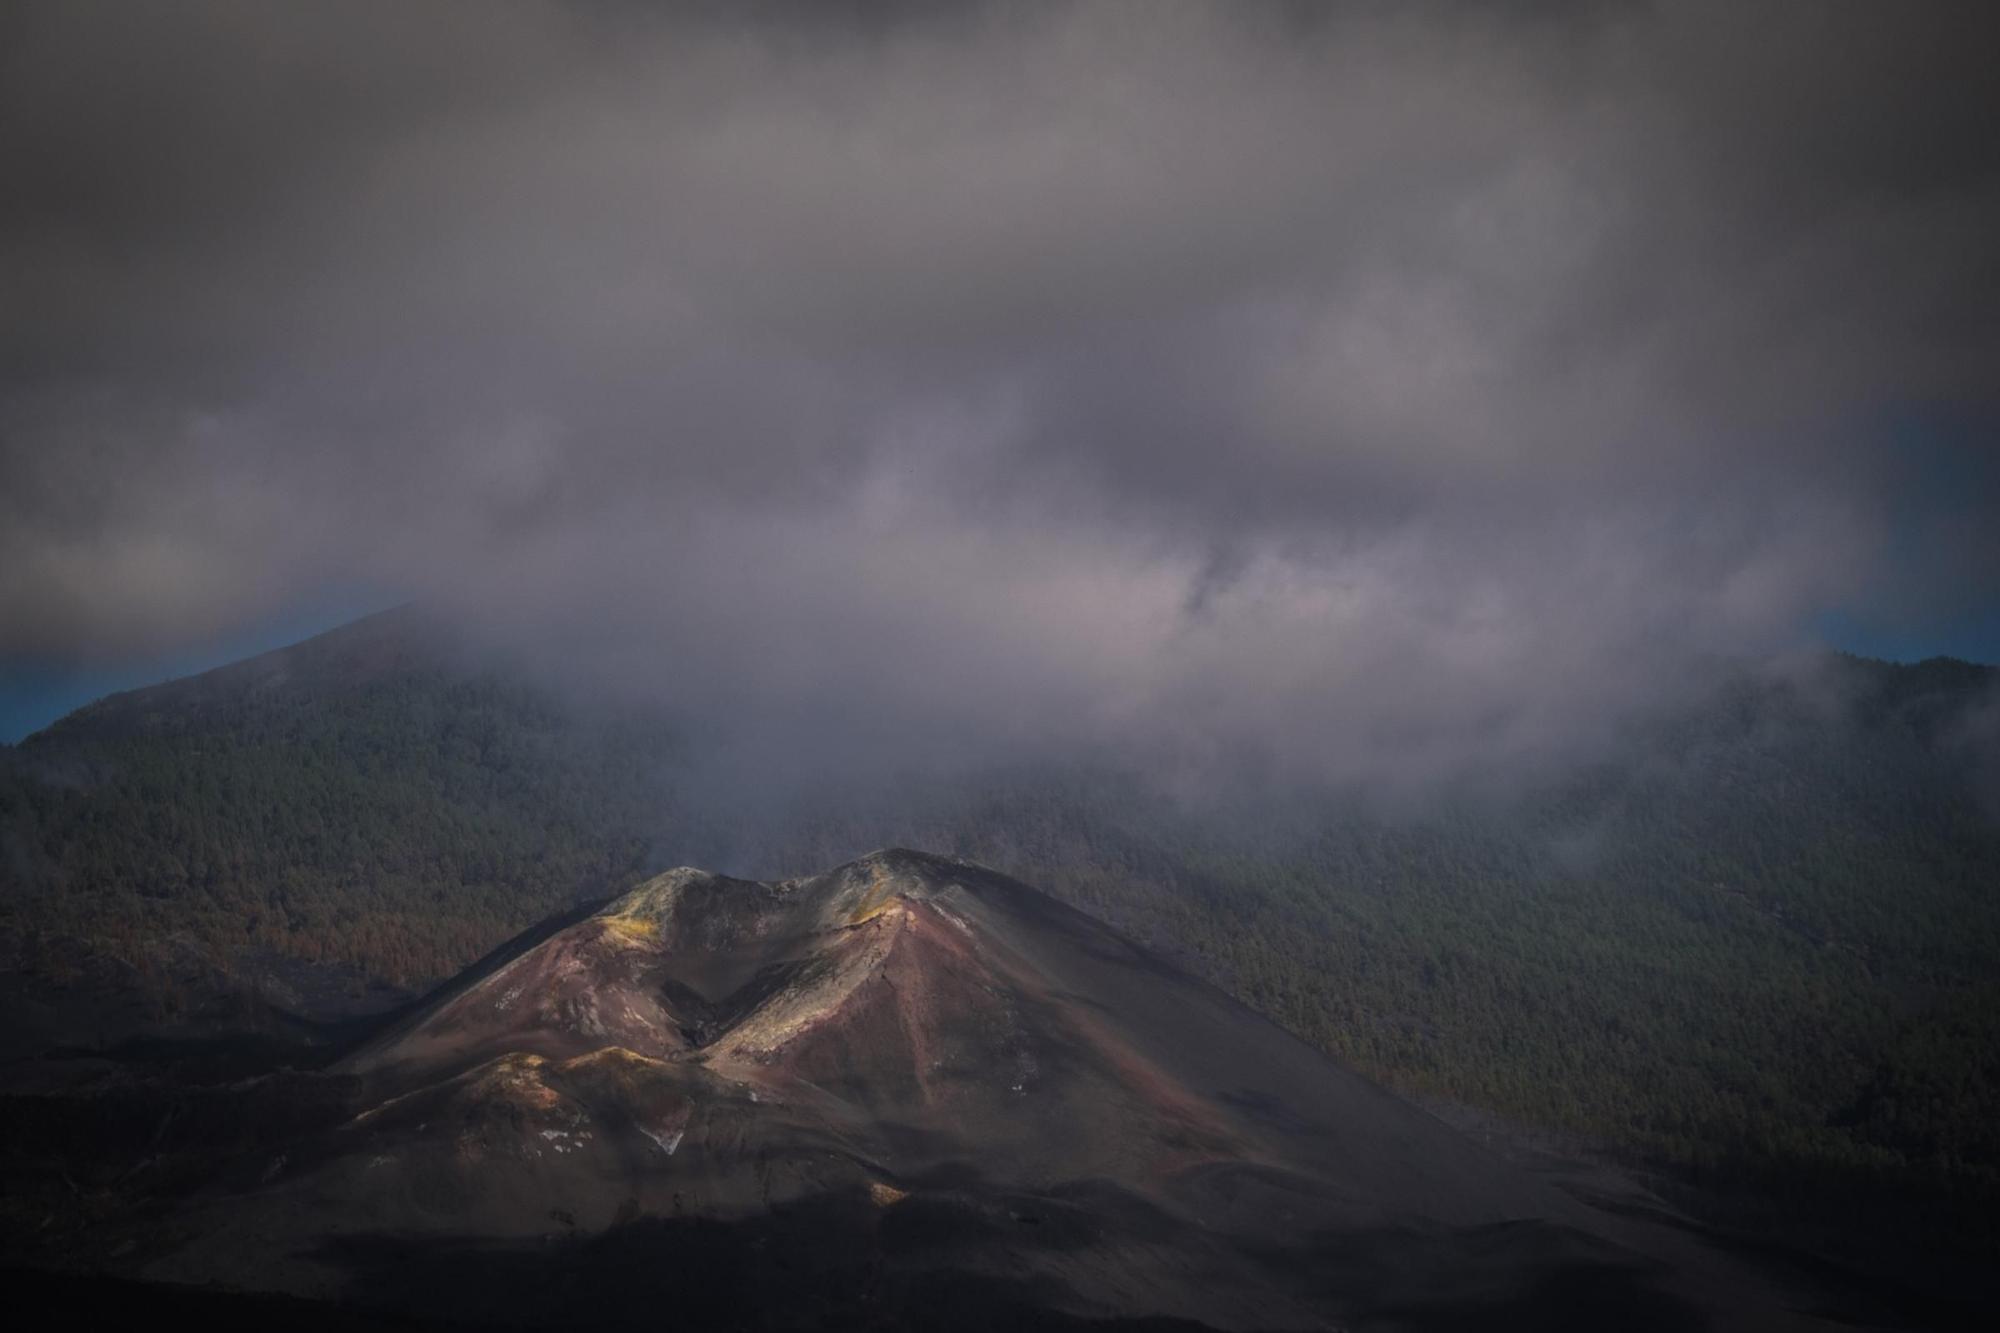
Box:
[6,7,2000,1328]
[5,1,1998,779]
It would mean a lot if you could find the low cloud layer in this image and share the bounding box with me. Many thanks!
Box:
[3,1,1996,787]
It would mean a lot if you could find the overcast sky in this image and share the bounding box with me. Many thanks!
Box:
[3,1,1996,780]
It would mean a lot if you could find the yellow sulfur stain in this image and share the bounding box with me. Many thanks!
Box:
[599,914,661,944]
[847,869,899,925]
[562,1045,672,1073]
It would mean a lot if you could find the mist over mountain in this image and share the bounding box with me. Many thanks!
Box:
[5,2,1999,1327]
[5,1,1999,793]
[3,610,1997,1325]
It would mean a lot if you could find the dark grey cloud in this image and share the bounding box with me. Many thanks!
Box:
[3,1,1995,787]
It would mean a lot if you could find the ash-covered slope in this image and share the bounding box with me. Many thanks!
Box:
[332,849,1556,1227]
[116,851,1849,1330]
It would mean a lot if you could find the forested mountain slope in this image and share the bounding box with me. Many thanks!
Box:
[3,611,1996,1272]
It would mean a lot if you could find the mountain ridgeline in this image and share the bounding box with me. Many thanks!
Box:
[3,610,1997,1283]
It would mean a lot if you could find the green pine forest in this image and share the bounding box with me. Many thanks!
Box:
[3,620,1996,1260]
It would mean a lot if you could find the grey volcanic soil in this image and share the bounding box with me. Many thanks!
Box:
[1,851,1927,1330]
